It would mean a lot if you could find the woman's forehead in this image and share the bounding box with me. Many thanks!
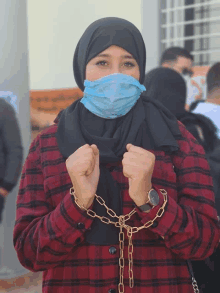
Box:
[95,45,134,58]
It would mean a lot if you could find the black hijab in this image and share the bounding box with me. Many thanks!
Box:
[73,17,146,91]
[144,67,187,119]
[56,17,182,245]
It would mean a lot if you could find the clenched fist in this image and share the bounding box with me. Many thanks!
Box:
[122,143,155,207]
[66,144,100,209]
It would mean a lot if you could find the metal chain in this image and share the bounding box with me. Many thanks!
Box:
[118,216,125,293]
[192,278,200,293]
[70,188,167,293]
[127,227,134,288]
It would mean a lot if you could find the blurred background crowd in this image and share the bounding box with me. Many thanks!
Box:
[0,0,220,292]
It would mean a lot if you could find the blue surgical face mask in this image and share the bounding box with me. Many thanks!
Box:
[80,73,146,119]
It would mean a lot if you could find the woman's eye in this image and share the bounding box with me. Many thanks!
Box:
[96,60,108,66]
[124,62,135,67]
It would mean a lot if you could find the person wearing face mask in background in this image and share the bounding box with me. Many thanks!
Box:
[160,47,206,109]
[13,17,219,293]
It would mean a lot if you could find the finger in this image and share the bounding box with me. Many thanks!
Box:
[79,144,90,151]
[83,148,96,176]
[122,153,137,164]
[122,165,134,179]
[90,144,99,156]
[87,145,100,175]
[85,155,95,176]
[122,158,130,177]
[123,157,142,166]
[76,144,90,157]
[126,143,132,151]
[91,144,99,158]
[126,144,146,155]
[122,167,130,179]
[90,145,99,167]
[123,151,138,159]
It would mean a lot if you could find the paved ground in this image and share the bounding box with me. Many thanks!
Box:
[0,272,42,293]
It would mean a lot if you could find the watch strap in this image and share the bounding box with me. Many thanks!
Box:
[138,189,159,212]
[138,202,153,212]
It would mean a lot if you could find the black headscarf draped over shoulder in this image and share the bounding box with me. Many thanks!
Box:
[56,17,182,246]
[73,17,146,91]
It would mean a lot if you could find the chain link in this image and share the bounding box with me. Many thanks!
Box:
[192,278,200,293]
[127,227,134,288]
[118,216,125,292]
[70,187,167,293]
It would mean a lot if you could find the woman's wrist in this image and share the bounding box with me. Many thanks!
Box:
[79,197,94,210]
[71,189,95,210]
[133,184,152,207]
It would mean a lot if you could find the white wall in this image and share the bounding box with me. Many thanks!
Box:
[27,0,143,90]
[141,0,160,74]
[0,0,30,279]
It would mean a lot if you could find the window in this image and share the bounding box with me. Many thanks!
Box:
[160,0,220,66]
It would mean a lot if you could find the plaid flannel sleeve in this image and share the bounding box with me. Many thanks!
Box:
[136,126,220,260]
[13,135,94,272]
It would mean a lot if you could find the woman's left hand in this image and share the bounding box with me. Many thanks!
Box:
[122,144,155,206]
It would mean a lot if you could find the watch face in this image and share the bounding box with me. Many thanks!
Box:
[149,189,159,206]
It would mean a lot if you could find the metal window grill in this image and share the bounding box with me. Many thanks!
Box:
[160,0,220,66]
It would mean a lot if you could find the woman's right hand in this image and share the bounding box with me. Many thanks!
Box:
[66,144,100,209]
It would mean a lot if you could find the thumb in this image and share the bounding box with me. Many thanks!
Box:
[91,144,99,166]
[126,143,132,151]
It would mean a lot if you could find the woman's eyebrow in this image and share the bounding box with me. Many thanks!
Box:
[96,53,110,58]
[122,55,135,59]
[96,54,135,59]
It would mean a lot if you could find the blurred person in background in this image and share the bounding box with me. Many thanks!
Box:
[144,68,220,293]
[144,67,187,120]
[191,62,220,139]
[160,46,205,109]
[144,67,219,155]
[13,17,219,293]
[0,97,23,276]
[160,47,194,77]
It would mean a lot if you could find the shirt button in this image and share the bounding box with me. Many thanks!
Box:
[75,237,81,244]
[108,289,116,293]
[109,246,117,255]
[77,222,85,229]
[151,221,158,228]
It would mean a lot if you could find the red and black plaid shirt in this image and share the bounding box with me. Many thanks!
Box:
[13,118,219,293]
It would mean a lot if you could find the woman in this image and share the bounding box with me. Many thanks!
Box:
[13,17,219,293]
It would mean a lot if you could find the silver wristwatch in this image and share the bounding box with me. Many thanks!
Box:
[138,189,160,212]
